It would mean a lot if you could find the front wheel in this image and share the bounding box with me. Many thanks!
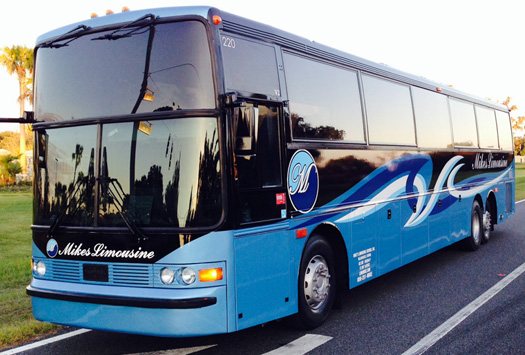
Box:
[461,200,483,251]
[291,235,337,329]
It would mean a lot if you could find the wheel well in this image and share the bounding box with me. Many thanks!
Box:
[474,194,484,210]
[310,223,349,293]
[486,191,498,226]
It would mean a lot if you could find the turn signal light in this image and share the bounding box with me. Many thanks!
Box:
[199,268,223,282]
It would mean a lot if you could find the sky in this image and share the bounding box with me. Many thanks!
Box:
[1,0,524,135]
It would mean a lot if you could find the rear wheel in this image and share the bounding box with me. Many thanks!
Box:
[461,200,482,251]
[481,200,494,244]
[292,235,337,329]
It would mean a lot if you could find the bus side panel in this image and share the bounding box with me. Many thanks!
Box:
[401,202,429,265]
[234,224,295,330]
[348,207,377,288]
[495,162,515,223]
[377,200,401,275]
[449,197,471,242]
[428,191,452,253]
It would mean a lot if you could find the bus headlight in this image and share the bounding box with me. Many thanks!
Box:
[160,267,175,285]
[181,267,196,285]
[34,261,46,276]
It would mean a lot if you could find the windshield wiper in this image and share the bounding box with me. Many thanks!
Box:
[47,149,95,237]
[92,14,156,41]
[99,147,148,243]
[40,25,90,48]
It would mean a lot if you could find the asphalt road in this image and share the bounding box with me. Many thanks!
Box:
[7,202,525,355]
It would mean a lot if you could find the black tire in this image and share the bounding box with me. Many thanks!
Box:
[481,199,494,244]
[461,200,483,251]
[291,234,336,329]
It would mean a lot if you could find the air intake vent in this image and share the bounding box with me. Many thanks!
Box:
[506,182,513,213]
[112,264,152,286]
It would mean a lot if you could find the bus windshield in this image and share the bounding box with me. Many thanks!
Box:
[35,117,222,229]
[34,19,222,229]
[35,20,215,120]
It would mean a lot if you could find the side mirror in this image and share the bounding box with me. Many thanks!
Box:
[234,106,259,154]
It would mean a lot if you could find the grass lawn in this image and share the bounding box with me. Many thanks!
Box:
[0,189,59,350]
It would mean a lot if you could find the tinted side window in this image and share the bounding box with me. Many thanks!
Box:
[449,99,478,147]
[236,104,281,188]
[221,35,280,98]
[283,53,365,142]
[496,110,513,151]
[412,87,452,148]
[475,106,498,148]
[362,75,415,145]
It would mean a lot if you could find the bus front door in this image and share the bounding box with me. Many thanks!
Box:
[233,102,294,330]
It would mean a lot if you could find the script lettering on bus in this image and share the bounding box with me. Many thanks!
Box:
[58,242,155,259]
[472,152,508,170]
[289,163,316,195]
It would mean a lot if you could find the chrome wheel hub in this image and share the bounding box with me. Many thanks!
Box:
[304,255,331,310]
[472,211,481,244]
[483,211,491,238]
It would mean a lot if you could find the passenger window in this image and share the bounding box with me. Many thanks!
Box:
[495,110,513,151]
[475,106,498,149]
[412,87,452,149]
[222,36,280,98]
[362,75,415,145]
[283,52,365,143]
[449,99,478,147]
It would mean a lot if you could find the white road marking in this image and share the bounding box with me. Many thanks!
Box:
[403,260,525,355]
[263,334,333,355]
[126,345,217,355]
[0,328,91,355]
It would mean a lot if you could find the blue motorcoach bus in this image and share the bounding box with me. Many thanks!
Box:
[27,6,515,336]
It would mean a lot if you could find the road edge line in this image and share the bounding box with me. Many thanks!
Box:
[0,329,91,355]
[263,334,333,355]
[402,261,525,355]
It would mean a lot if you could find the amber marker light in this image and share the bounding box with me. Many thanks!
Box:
[212,15,222,25]
[199,268,223,282]
[106,9,114,15]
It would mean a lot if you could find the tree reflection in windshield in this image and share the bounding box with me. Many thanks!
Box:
[35,117,222,229]
[36,126,97,228]
[100,116,221,228]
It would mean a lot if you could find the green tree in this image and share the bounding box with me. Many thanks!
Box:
[0,153,22,184]
[501,97,525,155]
[0,45,34,175]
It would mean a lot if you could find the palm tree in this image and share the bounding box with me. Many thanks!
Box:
[0,45,34,175]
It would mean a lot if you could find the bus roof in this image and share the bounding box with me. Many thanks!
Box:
[218,10,508,112]
[36,6,507,112]
[35,6,215,45]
